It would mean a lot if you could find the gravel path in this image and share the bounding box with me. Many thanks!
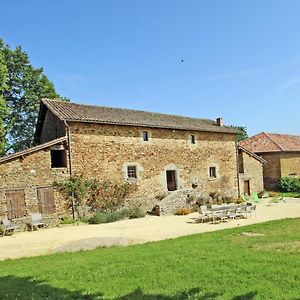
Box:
[0,198,299,260]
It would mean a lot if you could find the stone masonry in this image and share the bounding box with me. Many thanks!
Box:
[67,122,239,211]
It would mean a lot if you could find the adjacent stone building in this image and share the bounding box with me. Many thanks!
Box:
[0,137,69,227]
[240,132,300,190]
[0,98,265,223]
[238,146,266,195]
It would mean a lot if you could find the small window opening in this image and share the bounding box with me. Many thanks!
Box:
[127,166,137,178]
[166,170,177,191]
[238,150,244,173]
[191,134,195,144]
[209,167,217,178]
[143,131,149,141]
[51,150,67,168]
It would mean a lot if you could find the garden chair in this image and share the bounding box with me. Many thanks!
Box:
[198,205,212,223]
[227,209,236,220]
[1,217,19,236]
[251,192,260,203]
[249,205,257,217]
[31,213,45,231]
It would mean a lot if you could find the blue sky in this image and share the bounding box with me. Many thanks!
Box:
[1,0,300,136]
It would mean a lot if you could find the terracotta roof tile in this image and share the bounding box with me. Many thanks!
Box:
[41,99,238,134]
[240,132,300,153]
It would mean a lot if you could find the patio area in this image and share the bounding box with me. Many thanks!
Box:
[0,198,299,260]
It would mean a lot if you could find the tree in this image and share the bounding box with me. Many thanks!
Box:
[230,125,248,142]
[0,50,9,156]
[0,38,59,154]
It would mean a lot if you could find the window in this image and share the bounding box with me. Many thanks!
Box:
[209,167,217,178]
[6,189,26,219]
[238,150,244,173]
[37,187,56,214]
[51,150,67,168]
[166,170,177,191]
[191,134,195,144]
[143,131,149,141]
[127,166,137,178]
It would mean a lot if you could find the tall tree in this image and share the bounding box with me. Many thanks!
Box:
[0,38,59,154]
[0,49,9,156]
[230,125,248,142]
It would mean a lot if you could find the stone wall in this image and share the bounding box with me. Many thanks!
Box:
[0,147,70,227]
[238,150,264,195]
[69,122,239,211]
[260,153,281,191]
[280,153,300,177]
[39,110,66,144]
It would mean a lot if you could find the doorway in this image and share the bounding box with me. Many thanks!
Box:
[166,170,177,191]
[244,180,250,196]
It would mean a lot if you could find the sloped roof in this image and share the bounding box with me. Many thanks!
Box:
[0,136,67,164]
[240,132,300,153]
[39,99,238,134]
[238,145,267,164]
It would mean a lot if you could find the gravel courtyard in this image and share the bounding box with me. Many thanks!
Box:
[0,198,299,260]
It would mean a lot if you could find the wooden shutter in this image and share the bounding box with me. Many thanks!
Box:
[6,190,26,219]
[37,187,56,214]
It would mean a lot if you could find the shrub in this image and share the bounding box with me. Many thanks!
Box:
[55,176,137,216]
[88,208,145,224]
[87,180,136,212]
[269,191,279,197]
[279,177,300,193]
[128,208,146,219]
[175,208,193,215]
[222,196,235,204]
[89,211,123,224]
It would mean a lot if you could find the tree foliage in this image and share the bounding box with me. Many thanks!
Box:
[0,50,9,156]
[230,125,248,142]
[0,38,59,154]
[54,175,136,218]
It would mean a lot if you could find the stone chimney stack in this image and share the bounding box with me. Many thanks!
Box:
[216,117,224,126]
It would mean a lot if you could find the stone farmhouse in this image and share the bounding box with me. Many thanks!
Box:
[0,99,264,224]
[241,132,300,191]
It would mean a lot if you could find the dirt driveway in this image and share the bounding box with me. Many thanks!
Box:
[1,198,299,260]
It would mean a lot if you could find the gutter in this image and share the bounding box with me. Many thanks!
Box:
[235,137,241,198]
[64,120,76,220]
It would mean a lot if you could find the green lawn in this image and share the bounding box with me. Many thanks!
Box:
[279,192,300,198]
[1,219,300,300]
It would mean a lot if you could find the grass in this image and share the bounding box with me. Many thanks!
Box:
[1,219,300,299]
[279,192,300,198]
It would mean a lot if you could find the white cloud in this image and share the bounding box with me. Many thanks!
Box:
[278,77,300,92]
[193,68,266,85]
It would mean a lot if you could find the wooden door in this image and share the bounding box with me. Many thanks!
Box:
[37,187,56,214]
[6,189,26,219]
[244,180,250,196]
[166,170,177,191]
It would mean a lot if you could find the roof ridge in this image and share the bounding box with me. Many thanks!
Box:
[263,132,284,151]
[42,98,216,123]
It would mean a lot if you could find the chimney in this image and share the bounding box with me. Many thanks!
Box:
[216,117,224,126]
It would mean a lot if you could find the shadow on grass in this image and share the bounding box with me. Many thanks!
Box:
[117,288,258,300]
[0,276,258,300]
[0,276,102,299]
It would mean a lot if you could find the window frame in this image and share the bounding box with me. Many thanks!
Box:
[142,131,149,142]
[127,165,137,179]
[50,150,67,168]
[209,166,217,179]
[191,134,196,144]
